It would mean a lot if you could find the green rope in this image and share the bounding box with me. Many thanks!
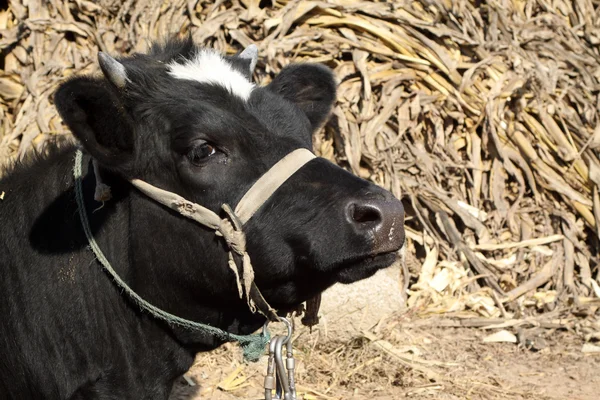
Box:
[73,149,269,362]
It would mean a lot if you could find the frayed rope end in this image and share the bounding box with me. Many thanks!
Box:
[94,183,112,203]
[92,159,112,202]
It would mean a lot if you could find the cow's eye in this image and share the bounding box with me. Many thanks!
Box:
[187,142,216,165]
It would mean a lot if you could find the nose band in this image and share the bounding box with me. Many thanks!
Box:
[234,148,316,224]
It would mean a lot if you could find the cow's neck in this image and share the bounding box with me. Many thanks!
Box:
[17,147,194,394]
[72,155,203,387]
[124,183,266,350]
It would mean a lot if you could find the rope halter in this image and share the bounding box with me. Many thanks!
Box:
[74,148,316,361]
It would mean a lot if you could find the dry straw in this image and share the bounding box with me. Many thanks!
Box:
[1,0,600,325]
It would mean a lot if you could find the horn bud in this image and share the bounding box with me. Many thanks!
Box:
[239,44,258,74]
[98,52,128,89]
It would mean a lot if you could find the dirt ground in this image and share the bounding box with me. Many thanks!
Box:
[169,320,600,400]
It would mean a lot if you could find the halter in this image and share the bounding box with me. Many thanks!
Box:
[129,148,316,320]
[73,148,316,360]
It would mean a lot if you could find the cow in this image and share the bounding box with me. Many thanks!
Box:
[0,36,405,399]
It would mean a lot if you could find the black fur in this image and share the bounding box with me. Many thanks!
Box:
[0,36,404,399]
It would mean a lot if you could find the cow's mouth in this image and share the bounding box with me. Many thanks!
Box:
[334,251,399,284]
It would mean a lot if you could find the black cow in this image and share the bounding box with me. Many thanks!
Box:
[0,37,404,399]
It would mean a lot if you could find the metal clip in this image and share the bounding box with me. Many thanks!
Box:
[264,317,297,400]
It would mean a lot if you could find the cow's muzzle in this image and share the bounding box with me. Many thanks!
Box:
[345,196,405,255]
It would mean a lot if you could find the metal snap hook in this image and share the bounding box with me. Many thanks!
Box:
[264,317,297,400]
[265,335,289,400]
[277,317,293,344]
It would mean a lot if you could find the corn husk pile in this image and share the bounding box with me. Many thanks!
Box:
[2,1,600,322]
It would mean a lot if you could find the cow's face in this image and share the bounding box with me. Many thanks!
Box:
[54,38,404,316]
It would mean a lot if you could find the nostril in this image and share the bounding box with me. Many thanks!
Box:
[351,203,383,225]
[346,196,405,252]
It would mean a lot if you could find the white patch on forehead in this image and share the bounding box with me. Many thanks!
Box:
[167,49,254,101]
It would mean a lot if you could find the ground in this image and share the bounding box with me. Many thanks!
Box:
[169,320,600,400]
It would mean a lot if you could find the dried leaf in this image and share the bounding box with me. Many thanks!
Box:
[483,330,517,343]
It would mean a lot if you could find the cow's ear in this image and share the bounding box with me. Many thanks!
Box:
[267,64,336,131]
[54,76,134,171]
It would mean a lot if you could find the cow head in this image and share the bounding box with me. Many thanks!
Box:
[54,37,404,332]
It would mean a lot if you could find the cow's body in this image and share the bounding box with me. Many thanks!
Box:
[0,37,404,399]
[0,150,196,399]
